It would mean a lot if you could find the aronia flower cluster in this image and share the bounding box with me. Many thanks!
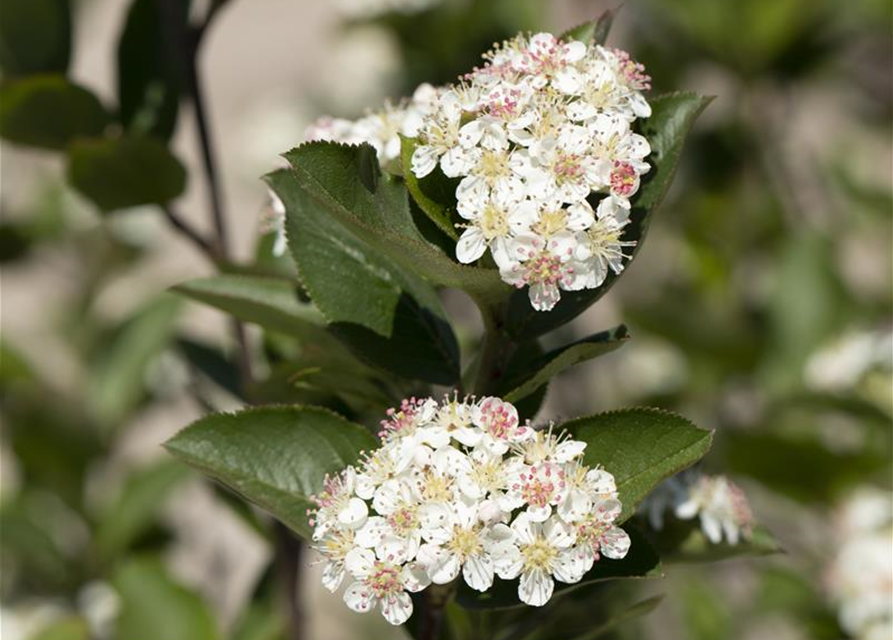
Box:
[308,395,630,625]
[305,31,653,311]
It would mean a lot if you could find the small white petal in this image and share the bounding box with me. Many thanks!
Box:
[600,527,631,560]
[343,581,374,613]
[380,591,413,626]
[463,554,494,592]
[518,569,554,607]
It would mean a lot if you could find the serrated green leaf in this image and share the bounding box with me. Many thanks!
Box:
[164,405,377,538]
[0,76,109,150]
[267,167,460,384]
[68,135,187,212]
[400,135,459,240]
[502,326,629,403]
[114,557,221,640]
[0,0,70,76]
[560,8,615,45]
[506,93,713,341]
[95,460,189,563]
[117,0,188,139]
[279,142,509,301]
[456,525,661,610]
[564,408,713,521]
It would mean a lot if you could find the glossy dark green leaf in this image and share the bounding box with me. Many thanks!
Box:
[68,135,187,211]
[266,166,460,384]
[456,525,661,610]
[564,408,713,521]
[0,0,70,76]
[117,0,188,139]
[164,405,378,538]
[280,142,509,301]
[505,93,713,341]
[114,557,221,640]
[95,460,189,562]
[400,135,459,240]
[0,76,109,149]
[560,8,615,45]
[501,325,629,403]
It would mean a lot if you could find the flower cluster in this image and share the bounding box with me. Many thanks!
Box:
[410,33,652,311]
[826,488,892,640]
[643,472,754,545]
[309,395,630,625]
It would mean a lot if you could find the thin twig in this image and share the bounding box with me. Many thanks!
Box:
[160,205,218,261]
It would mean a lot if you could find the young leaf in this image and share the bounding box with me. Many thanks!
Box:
[280,142,510,301]
[114,557,221,640]
[400,135,459,240]
[0,0,70,76]
[505,93,714,341]
[456,525,661,610]
[0,76,109,149]
[164,405,378,539]
[117,0,187,139]
[564,407,713,521]
[68,135,187,212]
[560,8,616,45]
[267,167,461,384]
[501,325,629,403]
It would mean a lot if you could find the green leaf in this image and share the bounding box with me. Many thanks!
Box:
[88,295,180,428]
[28,617,90,640]
[114,557,221,640]
[501,326,629,403]
[505,93,713,341]
[400,136,459,240]
[0,76,110,150]
[68,135,187,212]
[267,166,460,384]
[456,525,661,610]
[95,460,189,563]
[279,142,509,301]
[117,0,187,139]
[562,595,665,640]
[0,0,70,76]
[560,8,615,45]
[164,405,378,538]
[564,408,713,521]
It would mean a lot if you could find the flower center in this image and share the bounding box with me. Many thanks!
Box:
[553,152,584,183]
[479,204,510,239]
[531,208,568,237]
[518,464,562,508]
[420,471,453,503]
[477,149,511,182]
[447,526,483,560]
[365,561,403,599]
[387,504,419,535]
[519,251,572,288]
[471,457,503,491]
[321,529,355,560]
[521,537,557,571]
[610,161,636,196]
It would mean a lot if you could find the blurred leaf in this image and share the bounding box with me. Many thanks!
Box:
[114,557,221,640]
[501,326,629,403]
[656,521,781,563]
[277,142,509,302]
[176,337,244,400]
[1,493,73,591]
[560,8,615,45]
[559,595,664,640]
[505,93,713,340]
[117,0,188,139]
[232,600,286,640]
[456,525,661,610]
[680,580,731,640]
[95,460,189,563]
[165,405,377,538]
[0,0,70,76]
[0,76,109,149]
[400,136,459,240]
[723,430,889,503]
[267,166,461,384]
[88,295,180,428]
[0,339,35,389]
[28,617,90,640]
[68,135,187,212]
[565,408,713,521]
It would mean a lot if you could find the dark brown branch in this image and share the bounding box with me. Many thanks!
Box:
[160,205,218,261]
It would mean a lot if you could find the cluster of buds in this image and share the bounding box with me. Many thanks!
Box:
[309,395,630,625]
[304,31,653,311]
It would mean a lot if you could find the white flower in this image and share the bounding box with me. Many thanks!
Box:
[309,467,367,540]
[674,475,754,545]
[471,396,532,455]
[342,548,430,625]
[574,498,631,571]
[492,514,585,606]
[455,193,537,268]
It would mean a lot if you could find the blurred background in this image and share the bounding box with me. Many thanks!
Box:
[1,0,891,639]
